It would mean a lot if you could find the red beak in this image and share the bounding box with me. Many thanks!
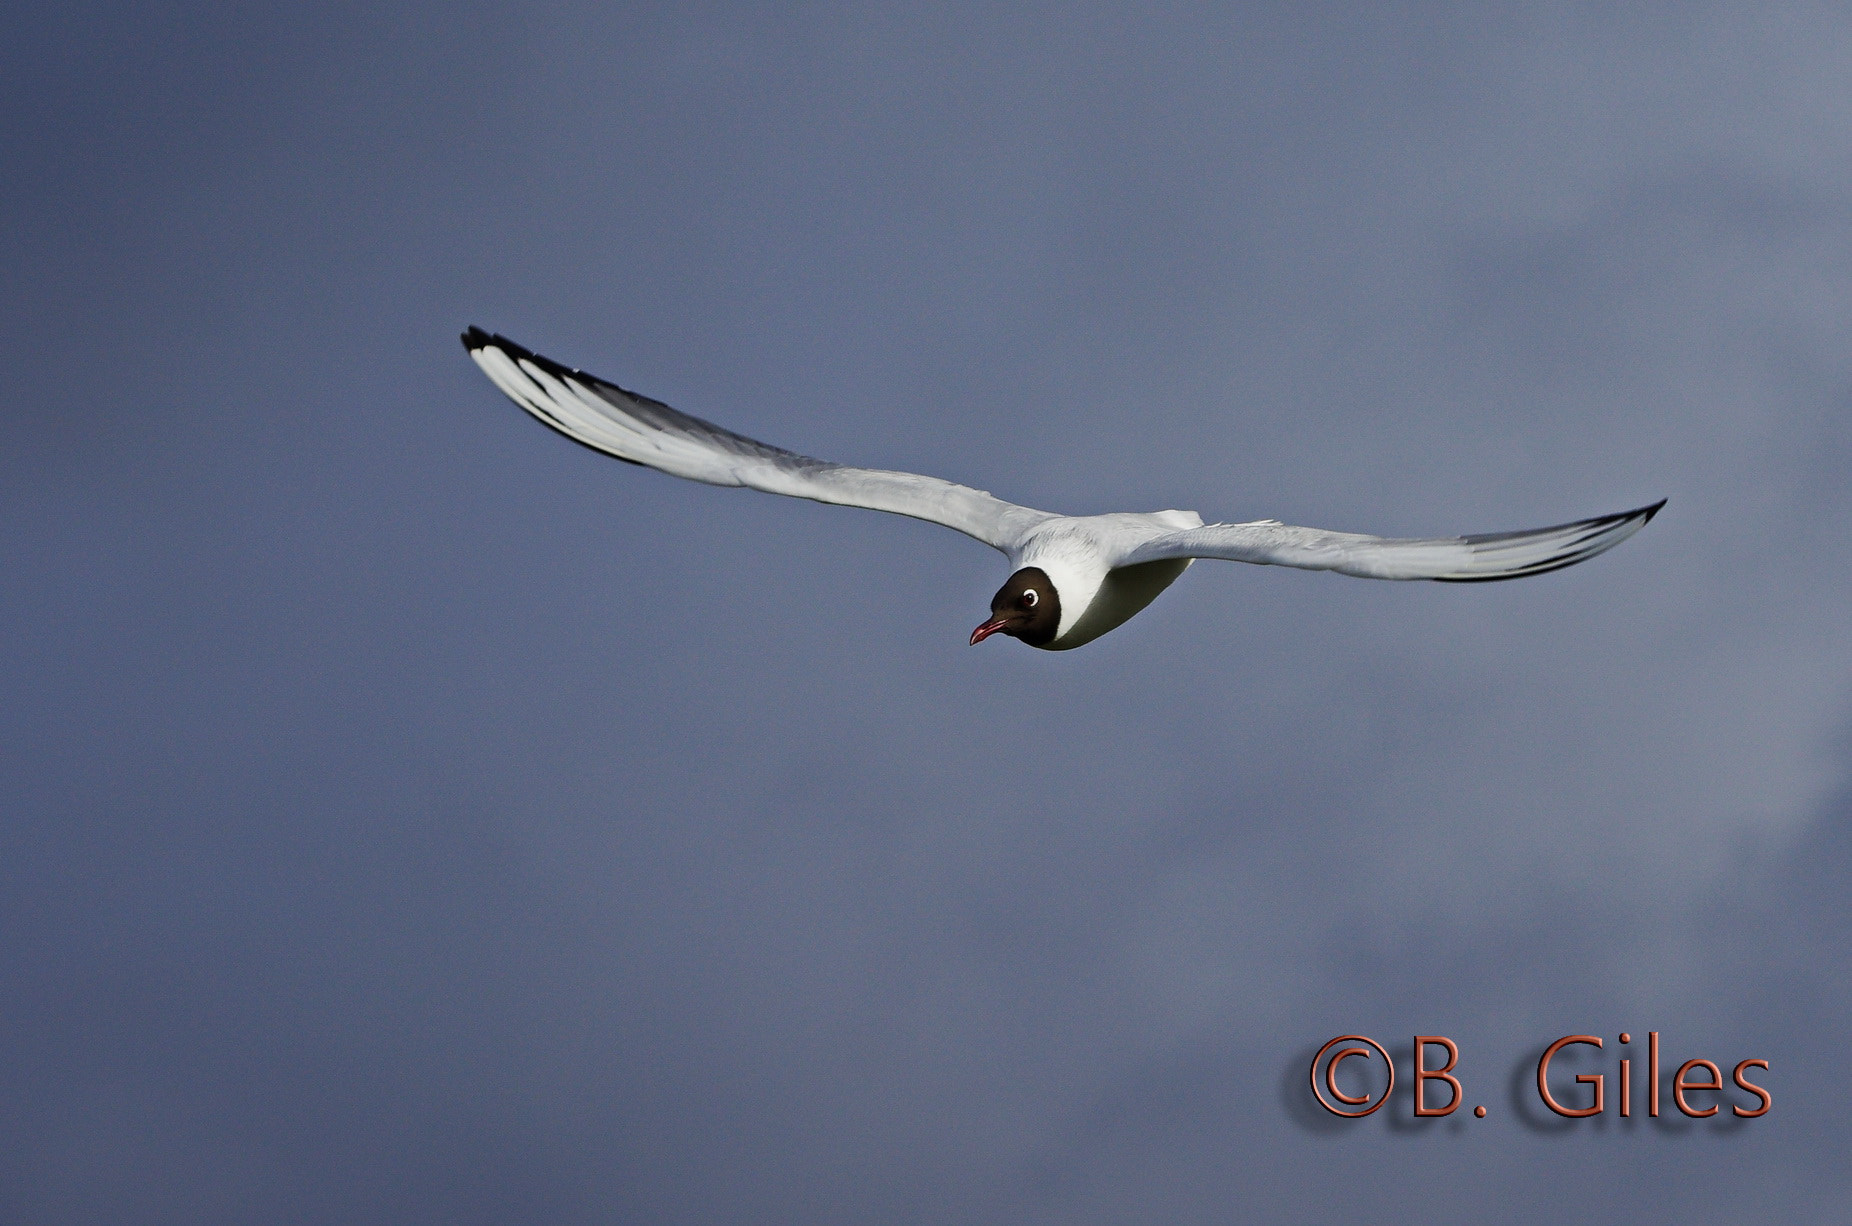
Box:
[969,616,1013,645]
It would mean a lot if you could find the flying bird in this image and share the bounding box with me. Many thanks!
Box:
[462,328,1662,651]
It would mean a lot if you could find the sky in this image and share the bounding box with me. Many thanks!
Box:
[4,3,1851,1222]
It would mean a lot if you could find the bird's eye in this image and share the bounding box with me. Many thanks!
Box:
[1021,590,1038,608]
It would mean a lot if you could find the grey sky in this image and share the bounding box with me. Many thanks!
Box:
[5,4,1850,1222]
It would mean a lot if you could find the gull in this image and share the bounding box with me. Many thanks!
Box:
[463,329,1663,651]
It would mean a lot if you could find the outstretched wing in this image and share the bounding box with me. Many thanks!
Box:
[1115,501,1664,581]
[462,329,1055,553]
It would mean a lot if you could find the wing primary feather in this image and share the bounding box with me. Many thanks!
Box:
[459,328,1054,552]
[1432,499,1664,582]
[1116,499,1664,581]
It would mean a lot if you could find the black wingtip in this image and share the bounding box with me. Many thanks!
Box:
[460,327,541,363]
[460,327,554,373]
[1434,497,1668,584]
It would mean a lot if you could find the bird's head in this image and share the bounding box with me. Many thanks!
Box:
[970,567,1062,647]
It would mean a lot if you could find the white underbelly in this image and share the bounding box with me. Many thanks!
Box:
[1043,558,1193,650]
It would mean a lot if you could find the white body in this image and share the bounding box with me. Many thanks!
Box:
[1013,512,1202,648]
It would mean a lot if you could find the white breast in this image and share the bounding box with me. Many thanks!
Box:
[1015,510,1205,649]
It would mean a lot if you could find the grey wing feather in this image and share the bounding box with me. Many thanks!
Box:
[1117,501,1665,581]
[462,329,1054,553]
